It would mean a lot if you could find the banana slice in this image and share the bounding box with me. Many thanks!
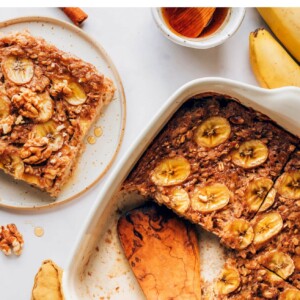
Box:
[2,56,34,85]
[0,96,10,119]
[231,140,268,169]
[215,265,240,295]
[222,219,254,250]
[261,250,295,279]
[194,116,231,148]
[36,92,54,123]
[151,156,191,186]
[33,120,63,152]
[258,188,276,212]
[275,171,300,200]
[65,81,87,106]
[265,269,284,284]
[168,187,190,213]
[191,183,230,213]
[279,289,300,300]
[33,120,58,138]
[0,154,24,178]
[246,178,273,212]
[253,212,283,245]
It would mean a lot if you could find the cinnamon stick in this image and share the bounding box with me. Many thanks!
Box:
[61,7,88,26]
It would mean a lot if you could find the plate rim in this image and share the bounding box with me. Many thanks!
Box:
[0,16,126,211]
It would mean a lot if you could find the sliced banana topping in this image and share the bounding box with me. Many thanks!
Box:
[194,116,231,148]
[253,212,283,245]
[261,250,295,279]
[222,219,254,250]
[33,120,58,138]
[258,188,276,212]
[191,183,230,213]
[168,187,190,213]
[215,265,240,295]
[151,156,191,186]
[264,269,284,284]
[0,95,10,119]
[246,178,273,212]
[279,289,300,300]
[32,120,63,152]
[65,81,87,106]
[276,171,300,200]
[2,56,34,85]
[231,140,268,169]
[0,154,24,178]
[36,92,54,123]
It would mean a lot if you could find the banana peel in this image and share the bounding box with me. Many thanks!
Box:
[249,28,300,88]
[257,8,300,63]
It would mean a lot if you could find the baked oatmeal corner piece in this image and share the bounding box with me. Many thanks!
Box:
[0,30,115,197]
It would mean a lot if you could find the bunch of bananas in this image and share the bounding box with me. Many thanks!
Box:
[250,8,300,88]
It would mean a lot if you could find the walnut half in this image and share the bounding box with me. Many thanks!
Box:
[12,88,53,123]
[0,223,24,256]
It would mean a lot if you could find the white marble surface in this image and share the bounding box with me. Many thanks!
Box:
[0,7,265,300]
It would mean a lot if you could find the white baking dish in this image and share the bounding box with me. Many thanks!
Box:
[62,78,300,299]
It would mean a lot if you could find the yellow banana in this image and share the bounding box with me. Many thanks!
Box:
[249,28,300,88]
[257,8,300,63]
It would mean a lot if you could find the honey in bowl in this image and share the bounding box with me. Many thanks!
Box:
[162,7,230,39]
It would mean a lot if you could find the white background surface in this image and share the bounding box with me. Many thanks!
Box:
[0,7,265,300]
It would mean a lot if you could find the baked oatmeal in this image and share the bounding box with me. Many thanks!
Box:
[124,94,297,250]
[213,257,300,299]
[0,31,115,197]
[123,93,300,298]
[235,150,300,289]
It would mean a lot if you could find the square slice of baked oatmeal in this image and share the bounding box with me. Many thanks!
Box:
[0,31,115,197]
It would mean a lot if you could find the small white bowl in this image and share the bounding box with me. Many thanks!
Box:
[151,7,246,49]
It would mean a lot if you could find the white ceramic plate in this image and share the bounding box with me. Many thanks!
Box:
[63,78,300,299]
[0,17,126,210]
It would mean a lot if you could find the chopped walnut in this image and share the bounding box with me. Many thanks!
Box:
[12,88,53,122]
[0,115,15,134]
[49,79,72,98]
[43,146,72,180]
[0,224,24,256]
[20,134,64,164]
[26,65,50,93]
[52,101,67,122]
[14,115,24,125]
[9,124,33,144]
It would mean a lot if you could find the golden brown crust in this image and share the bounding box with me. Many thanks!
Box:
[118,203,201,300]
[0,31,115,197]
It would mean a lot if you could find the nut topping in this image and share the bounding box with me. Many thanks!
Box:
[0,224,24,256]
[12,88,53,122]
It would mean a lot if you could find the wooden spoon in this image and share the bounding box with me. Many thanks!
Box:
[164,7,216,38]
